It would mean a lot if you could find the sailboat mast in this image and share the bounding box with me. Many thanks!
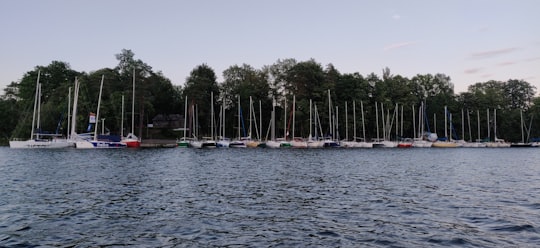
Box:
[259,100,262,141]
[132,69,135,135]
[520,110,524,143]
[70,78,79,138]
[461,109,464,141]
[121,95,124,137]
[467,110,472,142]
[67,87,72,139]
[361,101,366,141]
[412,104,416,139]
[486,109,490,141]
[335,106,339,140]
[211,91,214,140]
[94,75,105,141]
[249,96,253,138]
[36,83,42,139]
[494,109,498,139]
[375,102,379,141]
[237,95,241,139]
[183,97,188,140]
[328,90,332,140]
[271,98,275,141]
[477,110,481,142]
[309,99,312,139]
[444,106,448,139]
[284,97,287,140]
[345,101,348,140]
[400,105,404,138]
[353,101,356,141]
[292,95,296,139]
[30,71,41,139]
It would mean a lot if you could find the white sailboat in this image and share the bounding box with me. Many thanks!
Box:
[177,96,190,148]
[307,99,323,148]
[122,69,141,147]
[216,98,230,148]
[230,95,247,148]
[76,75,127,149]
[412,102,433,148]
[189,103,203,148]
[323,90,339,148]
[290,95,307,148]
[10,71,71,148]
[201,92,217,148]
[432,106,457,148]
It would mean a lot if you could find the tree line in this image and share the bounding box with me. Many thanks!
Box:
[1,49,539,145]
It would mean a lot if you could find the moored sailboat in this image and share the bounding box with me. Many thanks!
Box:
[75,75,127,149]
[10,71,71,149]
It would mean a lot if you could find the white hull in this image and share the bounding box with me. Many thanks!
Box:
[217,140,230,148]
[290,140,308,148]
[190,141,203,149]
[229,140,247,148]
[412,140,432,148]
[265,140,281,148]
[75,140,127,149]
[307,140,323,148]
[9,139,72,149]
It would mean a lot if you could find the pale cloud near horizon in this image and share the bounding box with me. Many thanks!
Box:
[524,56,540,62]
[497,61,516,66]
[470,47,519,59]
[464,68,482,74]
[383,41,418,51]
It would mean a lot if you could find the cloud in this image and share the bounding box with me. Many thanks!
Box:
[481,74,493,78]
[392,14,401,20]
[524,56,540,62]
[497,61,516,66]
[470,47,519,59]
[383,41,418,51]
[464,68,482,74]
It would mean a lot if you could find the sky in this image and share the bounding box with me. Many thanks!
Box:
[1,0,539,94]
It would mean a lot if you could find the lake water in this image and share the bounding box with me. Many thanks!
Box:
[1,147,539,247]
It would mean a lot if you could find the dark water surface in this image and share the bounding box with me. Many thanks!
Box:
[1,147,539,247]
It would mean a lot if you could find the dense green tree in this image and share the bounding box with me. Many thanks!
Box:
[183,64,219,138]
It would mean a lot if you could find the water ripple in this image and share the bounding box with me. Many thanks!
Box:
[1,148,540,246]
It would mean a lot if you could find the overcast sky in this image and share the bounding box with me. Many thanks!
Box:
[1,0,539,94]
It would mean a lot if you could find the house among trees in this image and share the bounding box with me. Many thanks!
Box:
[150,114,184,129]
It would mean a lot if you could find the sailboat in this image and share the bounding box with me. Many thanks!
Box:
[229,95,247,148]
[486,109,510,147]
[323,90,339,148]
[76,75,127,149]
[397,105,413,148]
[216,98,230,148]
[340,101,358,148]
[432,106,457,148]
[307,100,323,148]
[290,95,307,148]
[10,71,71,148]
[510,109,532,147]
[177,96,190,148]
[242,96,262,148]
[200,92,217,148]
[188,103,203,148]
[412,102,433,148]
[122,69,141,147]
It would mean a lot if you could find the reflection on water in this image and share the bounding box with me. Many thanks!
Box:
[1,148,539,247]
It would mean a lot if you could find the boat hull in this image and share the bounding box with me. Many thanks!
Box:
[76,140,127,149]
[9,139,72,149]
